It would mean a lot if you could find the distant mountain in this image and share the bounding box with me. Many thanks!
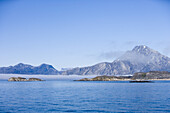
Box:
[61,68,73,71]
[0,63,59,75]
[61,45,170,75]
[0,45,170,75]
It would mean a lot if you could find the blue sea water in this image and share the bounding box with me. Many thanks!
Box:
[0,80,170,113]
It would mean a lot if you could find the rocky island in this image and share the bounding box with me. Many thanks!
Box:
[76,75,131,81]
[132,71,170,80]
[76,71,170,81]
[8,77,44,81]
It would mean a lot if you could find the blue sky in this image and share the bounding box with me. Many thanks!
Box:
[0,0,170,70]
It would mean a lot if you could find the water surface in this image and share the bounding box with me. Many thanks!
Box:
[0,80,170,112]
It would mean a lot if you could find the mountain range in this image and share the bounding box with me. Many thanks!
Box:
[61,45,170,75]
[0,63,59,75]
[0,45,170,75]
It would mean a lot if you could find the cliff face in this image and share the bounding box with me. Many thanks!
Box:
[62,45,170,75]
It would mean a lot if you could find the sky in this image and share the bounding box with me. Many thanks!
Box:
[0,0,170,70]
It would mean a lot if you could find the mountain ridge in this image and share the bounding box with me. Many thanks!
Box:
[0,63,59,75]
[0,45,170,75]
[61,45,170,75]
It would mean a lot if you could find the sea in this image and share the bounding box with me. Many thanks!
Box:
[0,74,170,113]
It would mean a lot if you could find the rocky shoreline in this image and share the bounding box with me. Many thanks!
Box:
[8,77,44,81]
[75,75,131,81]
[76,71,170,81]
[132,71,170,79]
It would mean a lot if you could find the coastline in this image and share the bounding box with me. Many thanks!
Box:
[149,79,170,81]
[1,74,170,82]
[0,74,98,81]
[76,79,170,81]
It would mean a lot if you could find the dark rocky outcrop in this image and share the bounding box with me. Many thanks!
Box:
[129,80,153,83]
[28,78,44,81]
[8,77,44,81]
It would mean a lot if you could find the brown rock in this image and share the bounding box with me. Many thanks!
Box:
[8,77,44,81]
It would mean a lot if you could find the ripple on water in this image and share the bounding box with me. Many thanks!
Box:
[0,81,170,112]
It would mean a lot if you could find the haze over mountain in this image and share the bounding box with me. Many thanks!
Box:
[61,45,170,75]
[0,45,169,75]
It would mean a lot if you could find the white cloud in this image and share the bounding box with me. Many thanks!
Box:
[100,51,125,60]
